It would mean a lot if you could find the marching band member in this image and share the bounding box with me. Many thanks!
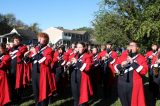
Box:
[71,42,93,106]
[24,33,56,106]
[0,43,11,106]
[52,45,68,96]
[97,44,106,83]
[150,46,160,105]
[97,42,118,99]
[9,36,27,102]
[90,47,100,97]
[145,44,158,91]
[65,43,76,57]
[114,41,148,106]
[63,43,76,87]
[65,47,78,81]
[47,47,58,104]
[145,44,158,62]
[23,43,37,87]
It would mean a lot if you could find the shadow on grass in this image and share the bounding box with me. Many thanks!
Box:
[6,84,35,106]
[90,77,119,106]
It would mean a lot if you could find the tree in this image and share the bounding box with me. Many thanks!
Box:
[92,6,129,46]
[0,14,12,35]
[5,13,29,29]
[28,23,41,34]
[93,0,160,51]
[0,13,41,35]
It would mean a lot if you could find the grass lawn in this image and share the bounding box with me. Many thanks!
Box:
[8,75,160,106]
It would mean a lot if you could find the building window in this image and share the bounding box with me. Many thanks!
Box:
[63,40,66,44]
[85,35,87,40]
[81,36,83,41]
[68,33,71,37]
[72,34,75,39]
[2,38,7,43]
[86,35,89,41]
[80,36,82,41]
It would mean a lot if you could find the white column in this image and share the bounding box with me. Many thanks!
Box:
[0,38,2,43]
[7,37,9,44]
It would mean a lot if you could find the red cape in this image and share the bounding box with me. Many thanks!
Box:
[145,51,153,58]
[108,51,118,86]
[115,53,148,106]
[97,50,118,86]
[15,45,28,89]
[23,62,32,87]
[78,53,93,105]
[0,54,11,105]
[33,46,57,102]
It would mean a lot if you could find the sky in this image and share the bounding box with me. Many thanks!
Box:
[0,0,100,30]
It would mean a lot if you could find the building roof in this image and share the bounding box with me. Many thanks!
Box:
[59,28,86,35]
[43,27,87,35]
[0,28,37,39]
[17,29,37,39]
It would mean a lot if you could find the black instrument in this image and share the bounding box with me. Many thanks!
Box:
[119,62,131,76]
[65,52,79,71]
[119,50,132,76]
[147,58,152,65]
[22,42,41,63]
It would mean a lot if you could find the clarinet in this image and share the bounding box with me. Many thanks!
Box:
[65,52,79,70]
[71,52,79,66]
[9,45,19,59]
[93,53,99,67]
[119,50,132,76]
[104,54,110,64]
[22,42,40,63]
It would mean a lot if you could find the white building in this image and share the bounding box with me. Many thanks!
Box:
[0,28,37,44]
[43,27,90,47]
